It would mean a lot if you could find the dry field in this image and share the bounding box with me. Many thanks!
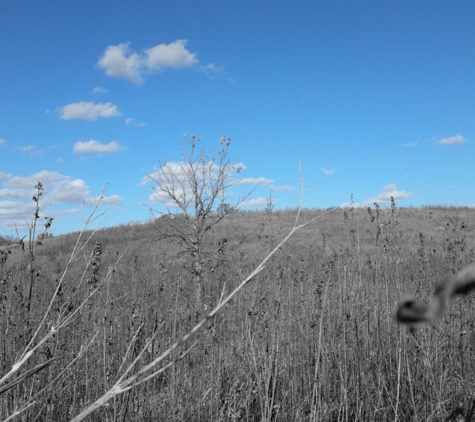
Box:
[1,204,475,421]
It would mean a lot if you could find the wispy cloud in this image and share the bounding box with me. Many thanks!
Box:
[92,86,107,94]
[200,62,235,82]
[125,117,146,127]
[15,145,42,156]
[200,62,224,75]
[320,167,335,175]
[272,185,293,191]
[240,197,268,207]
[402,142,418,147]
[97,40,198,84]
[438,134,466,145]
[235,177,293,190]
[97,194,122,205]
[73,140,127,154]
[60,101,121,121]
[15,145,35,152]
[341,184,412,208]
[0,170,122,230]
[0,139,6,146]
[236,177,274,187]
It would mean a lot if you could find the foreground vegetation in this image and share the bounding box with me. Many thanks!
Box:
[1,203,475,421]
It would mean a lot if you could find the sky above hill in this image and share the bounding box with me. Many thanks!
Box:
[1,1,474,236]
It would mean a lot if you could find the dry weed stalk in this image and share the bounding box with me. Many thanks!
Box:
[0,186,119,420]
[14,182,53,320]
[396,264,475,330]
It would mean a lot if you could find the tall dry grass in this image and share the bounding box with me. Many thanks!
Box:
[1,198,475,420]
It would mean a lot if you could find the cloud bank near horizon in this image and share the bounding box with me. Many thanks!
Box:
[0,170,122,231]
[341,184,412,208]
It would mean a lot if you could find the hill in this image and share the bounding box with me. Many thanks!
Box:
[1,204,475,421]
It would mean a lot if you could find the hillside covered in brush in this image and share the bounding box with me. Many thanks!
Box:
[1,204,475,421]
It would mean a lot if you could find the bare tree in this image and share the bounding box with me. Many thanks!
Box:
[144,134,250,308]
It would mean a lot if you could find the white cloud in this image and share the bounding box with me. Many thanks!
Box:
[60,101,121,120]
[200,62,224,74]
[97,40,199,84]
[235,177,292,191]
[0,188,29,199]
[0,170,63,190]
[142,161,198,192]
[0,139,6,146]
[148,189,183,208]
[73,140,127,154]
[236,177,275,187]
[142,161,233,187]
[16,145,35,152]
[97,42,143,84]
[320,167,335,175]
[402,142,418,147]
[0,199,36,227]
[125,117,146,127]
[272,185,293,191]
[0,170,122,230]
[240,197,268,207]
[42,178,91,206]
[199,62,235,82]
[438,134,466,145]
[143,160,242,208]
[145,40,198,70]
[341,184,412,208]
[95,194,122,206]
[92,86,107,94]
[15,145,42,156]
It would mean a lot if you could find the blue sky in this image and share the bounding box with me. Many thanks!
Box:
[1,1,474,236]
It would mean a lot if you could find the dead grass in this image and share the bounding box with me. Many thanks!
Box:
[1,204,475,421]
